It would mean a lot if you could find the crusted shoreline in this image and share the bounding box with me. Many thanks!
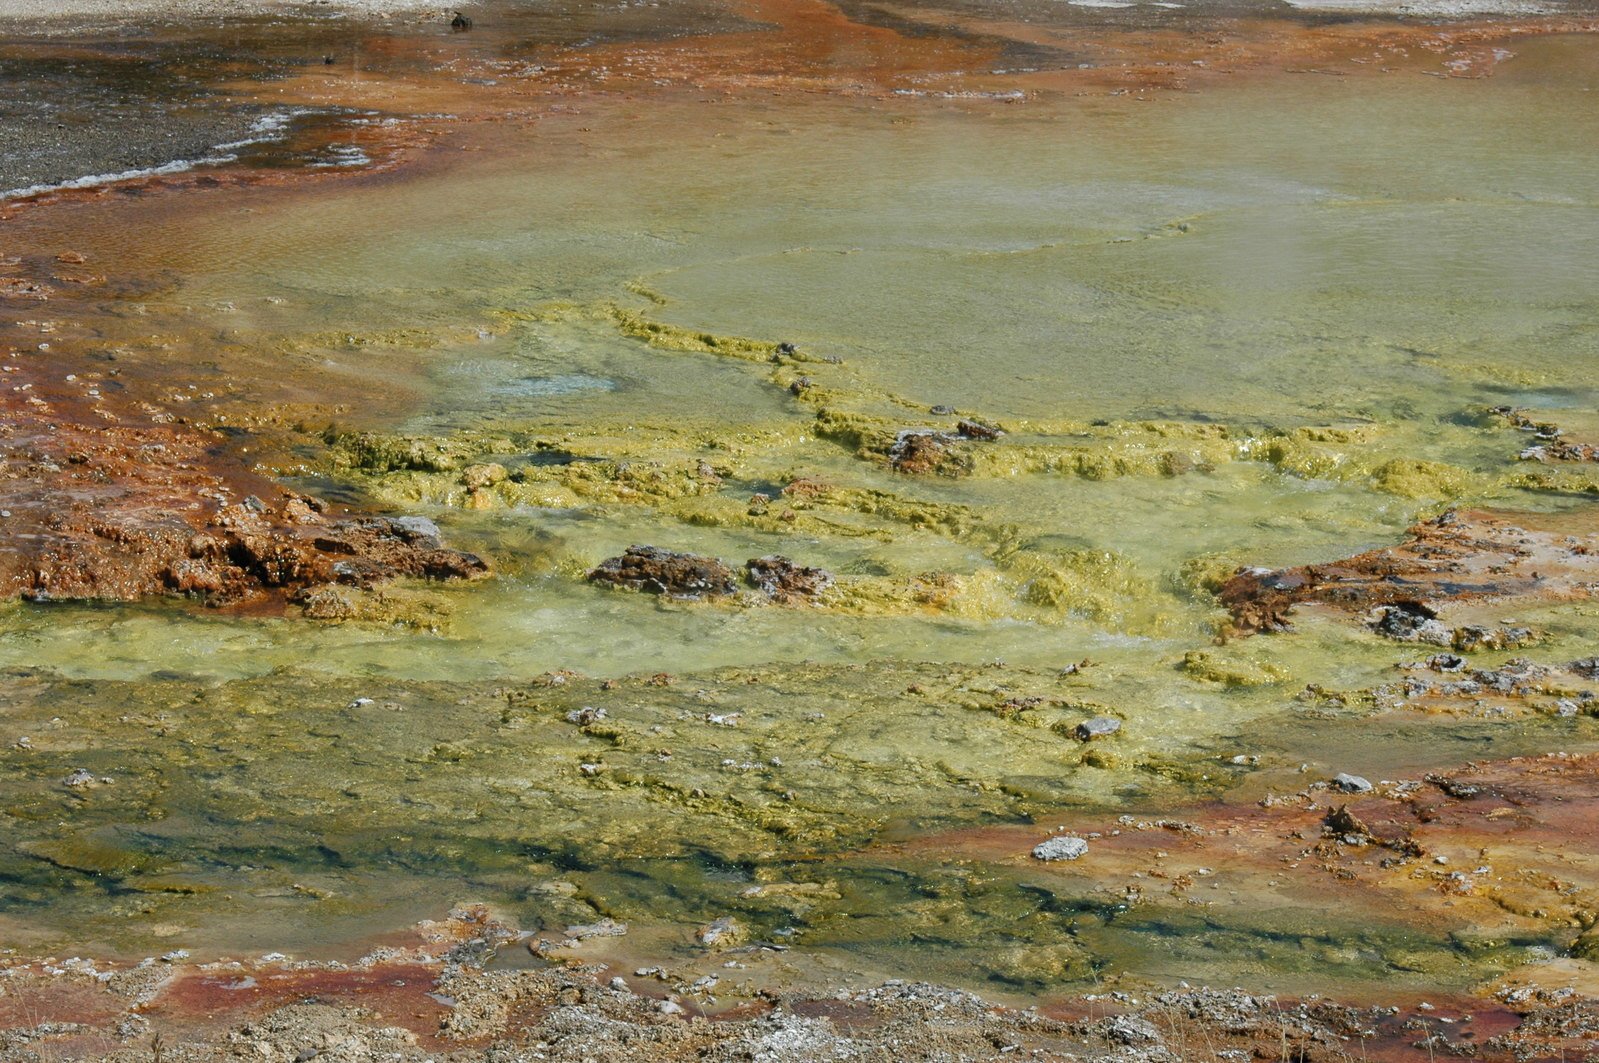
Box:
[0,904,1594,1062]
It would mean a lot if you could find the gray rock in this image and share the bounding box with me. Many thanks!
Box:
[1031,836,1089,861]
[386,515,442,542]
[1370,603,1451,645]
[564,919,628,941]
[1332,773,1373,794]
[1074,716,1121,741]
[1104,1015,1162,1046]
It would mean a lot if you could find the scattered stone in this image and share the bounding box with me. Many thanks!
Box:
[1426,774,1481,800]
[1031,836,1089,861]
[450,10,472,30]
[929,404,955,416]
[1074,716,1121,741]
[588,546,738,598]
[1332,773,1373,794]
[1099,1014,1162,1047]
[746,555,833,602]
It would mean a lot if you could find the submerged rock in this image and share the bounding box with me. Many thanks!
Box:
[1074,716,1121,741]
[746,555,834,603]
[563,919,628,941]
[588,546,739,598]
[696,916,748,949]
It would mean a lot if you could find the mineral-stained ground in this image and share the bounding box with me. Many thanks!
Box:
[3,0,1599,1058]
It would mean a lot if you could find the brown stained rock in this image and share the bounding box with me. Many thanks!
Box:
[956,419,1003,442]
[746,555,834,603]
[588,545,739,598]
[889,419,1005,475]
[1217,509,1599,636]
[0,390,486,608]
[888,429,959,475]
[1323,804,1369,839]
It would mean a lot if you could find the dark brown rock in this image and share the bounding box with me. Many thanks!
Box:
[956,419,1002,442]
[746,555,833,603]
[588,546,738,598]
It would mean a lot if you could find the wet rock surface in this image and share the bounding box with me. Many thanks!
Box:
[1220,509,1599,636]
[1074,715,1121,741]
[745,554,833,603]
[588,545,739,598]
[1497,406,1599,463]
[887,427,963,475]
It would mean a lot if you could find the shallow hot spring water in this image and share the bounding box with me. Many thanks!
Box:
[2,30,1598,1000]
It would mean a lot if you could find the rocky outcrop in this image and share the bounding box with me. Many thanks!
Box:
[746,554,833,602]
[590,547,836,603]
[587,545,740,598]
[1218,509,1599,636]
[0,390,486,606]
